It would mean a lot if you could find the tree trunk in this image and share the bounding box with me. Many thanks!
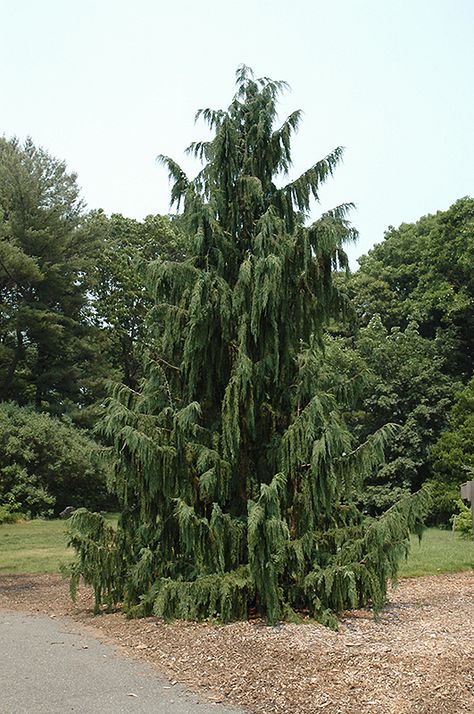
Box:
[0,329,23,401]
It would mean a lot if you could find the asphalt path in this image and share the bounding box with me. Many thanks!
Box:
[0,611,244,714]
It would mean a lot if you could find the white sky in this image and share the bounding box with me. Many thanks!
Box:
[2,0,473,266]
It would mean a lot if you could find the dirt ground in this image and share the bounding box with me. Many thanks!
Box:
[0,571,473,714]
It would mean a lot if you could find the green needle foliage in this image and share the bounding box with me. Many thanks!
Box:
[68,67,430,626]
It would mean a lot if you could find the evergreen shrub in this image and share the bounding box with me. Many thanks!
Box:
[0,402,112,517]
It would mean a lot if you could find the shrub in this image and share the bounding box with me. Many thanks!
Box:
[425,479,462,526]
[452,501,473,539]
[0,403,113,517]
[0,499,23,524]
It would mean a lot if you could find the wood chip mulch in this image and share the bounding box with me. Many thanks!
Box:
[0,571,473,714]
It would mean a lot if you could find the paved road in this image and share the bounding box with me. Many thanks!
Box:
[0,612,243,714]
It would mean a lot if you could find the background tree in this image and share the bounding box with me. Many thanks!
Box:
[429,376,474,523]
[0,137,95,415]
[348,198,474,375]
[337,197,474,523]
[84,211,188,392]
[69,68,428,625]
[320,319,458,515]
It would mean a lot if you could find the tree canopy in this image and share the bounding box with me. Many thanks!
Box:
[348,197,474,375]
[0,137,94,414]
[84,210,188,392]
[320,319,458,515]
[431,377,474,487]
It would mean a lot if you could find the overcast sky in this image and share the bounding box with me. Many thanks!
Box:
[2,0,473,266]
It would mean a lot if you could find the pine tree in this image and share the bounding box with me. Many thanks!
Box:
[68,67,430,625]
[0,137,94,413]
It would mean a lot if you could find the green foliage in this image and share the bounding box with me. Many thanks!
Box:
[0,402,111,517]
[0,137,97,414]
[0,501,23,524]
[314,319,456,515]
[452,502,473,539]
[348,197,474,375]
[65,509,122,613]
[68,67,430,625]
[355,319,455,511]
[430,377,474,484]
[0,464,55,518]
[84,211,188,392]
[424,479,462,526]
[426,378,474,524]
[336,198,473,525]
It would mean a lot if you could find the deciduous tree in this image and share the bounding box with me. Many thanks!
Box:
[85,211,187,391]
[348,198,474,375]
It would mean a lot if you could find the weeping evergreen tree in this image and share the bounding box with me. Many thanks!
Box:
[68,67,430,625]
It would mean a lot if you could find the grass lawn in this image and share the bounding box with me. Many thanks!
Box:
[0,520,472,577]
[0,514,118,575]
[0,519,72,574]
[399,527,474,577]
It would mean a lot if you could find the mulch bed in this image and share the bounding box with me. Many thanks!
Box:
[1,571,473,714]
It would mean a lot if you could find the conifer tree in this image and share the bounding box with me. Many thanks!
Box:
[0,137,93,413]
[69,67,429,625]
